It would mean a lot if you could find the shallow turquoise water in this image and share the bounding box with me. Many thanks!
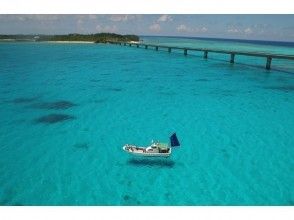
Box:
[0,40,294,205]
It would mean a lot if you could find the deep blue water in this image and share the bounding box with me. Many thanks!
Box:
[0,39,294,205]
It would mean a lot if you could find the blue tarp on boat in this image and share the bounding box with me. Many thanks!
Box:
[170,133,180,147]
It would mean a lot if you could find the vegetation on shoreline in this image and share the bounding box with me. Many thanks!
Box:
[0,33,139,43]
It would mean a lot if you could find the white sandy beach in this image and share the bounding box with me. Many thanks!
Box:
[128,41,139,44]
[0,39,16,41]
[0,39,95,43]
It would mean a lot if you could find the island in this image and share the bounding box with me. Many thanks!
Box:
[0,33,140,43]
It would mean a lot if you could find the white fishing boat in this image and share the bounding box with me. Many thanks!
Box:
[122,133,180,157]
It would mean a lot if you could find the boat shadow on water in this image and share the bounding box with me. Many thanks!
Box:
[127,158,175,168]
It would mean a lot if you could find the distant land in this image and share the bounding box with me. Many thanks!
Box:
[0,33,140,43]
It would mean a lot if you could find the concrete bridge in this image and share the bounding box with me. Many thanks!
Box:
[110,42,294,70]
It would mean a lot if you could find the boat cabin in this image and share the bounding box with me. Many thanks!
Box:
[146,142,170,153]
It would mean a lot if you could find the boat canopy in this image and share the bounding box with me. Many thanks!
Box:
[158,143,169,149]
[170,133,180,147]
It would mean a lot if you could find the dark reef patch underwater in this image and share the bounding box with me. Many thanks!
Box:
[73,143,89,150]
[34,114,76,124]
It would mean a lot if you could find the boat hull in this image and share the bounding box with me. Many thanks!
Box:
[122,146,171,157]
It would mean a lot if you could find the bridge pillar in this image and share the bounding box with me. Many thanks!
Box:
[184,49,188,56]
[155,46,159,51]
[266,56,272,70]
[230,53,235,63]
[168,47,171,53]
[204,51,208,59]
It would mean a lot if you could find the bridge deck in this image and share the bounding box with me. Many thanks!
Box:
[110,41,294,69]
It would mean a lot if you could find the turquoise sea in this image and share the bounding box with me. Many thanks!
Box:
[0,37,294,205]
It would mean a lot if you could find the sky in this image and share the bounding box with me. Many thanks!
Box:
[0,15,293,42]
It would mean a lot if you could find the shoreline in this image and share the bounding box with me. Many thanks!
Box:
[0,39,16,41]
[0,39,140,44]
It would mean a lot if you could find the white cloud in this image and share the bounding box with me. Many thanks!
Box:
[157,15,173,22]
[201,27,208,32]
[177,25,208,33]
[96,24,118,33]
[176,24,193,32]
[253,24,270,29]
[149,23,161,32]
[244,27,253,34]
[109,15,137,22]
[227,25,255,35]
[227,28,240,33]
[226,23,242,34]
